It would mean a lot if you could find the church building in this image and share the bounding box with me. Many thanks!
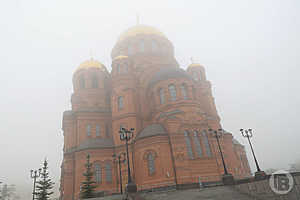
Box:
[60,25,251,200]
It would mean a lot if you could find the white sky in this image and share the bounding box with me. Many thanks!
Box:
[0,0,299,198]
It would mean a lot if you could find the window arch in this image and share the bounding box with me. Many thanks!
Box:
[151,41,158,52]
[105,163,112,183]
[180,83,188,100]
[79,75,85,89]
[118,96,124,110]
[94,163,101,183]
[168,84,177,101]
[193,131,203,157]
[159,88,165,104]
[139,40,145,52]
[147,153,155,175]
[202,130,212,157]
[184,130,194,159]
[92,75,98,88]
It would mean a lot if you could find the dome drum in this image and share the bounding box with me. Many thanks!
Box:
[72,59,109,92]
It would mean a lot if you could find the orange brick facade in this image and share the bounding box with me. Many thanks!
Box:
[60,25,251,200]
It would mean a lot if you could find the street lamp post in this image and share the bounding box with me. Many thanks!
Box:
[240,128,266,179]
[209,128,234,185]
[0,181,2,200]
[30,168,41,200]
[112,153,126,194]
[119,127,137,193]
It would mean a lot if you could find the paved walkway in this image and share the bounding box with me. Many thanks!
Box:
[138,186,255,200]
[90,186,256,200]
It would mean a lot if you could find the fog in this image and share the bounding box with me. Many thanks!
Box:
[0,0,299,198]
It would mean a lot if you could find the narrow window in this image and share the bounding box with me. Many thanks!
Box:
[159,88,165,104]
[128,44,134,55]
[168,84,177,101]
[79,75,85,89]
[147,153,155,175]
[92,75,98,88]
[151,41,158,52]
[105,163,112,183]
[193,72,199,81]
[96,125,100,137]
[199,71,202,81]
[105,124,110,137]
[116,63,121,74]
[202,130,212,157]
[184,131,194,159]
[180,84,188,100]
[192,86,196,100]
[86,124,91,136]
[118,96,124,110]
[95,164,101,183]
[123,63,128,73]
[193,131,203,157]
[139,40,145,52]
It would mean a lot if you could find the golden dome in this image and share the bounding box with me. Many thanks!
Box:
[74,58,106,74]
[117,25,166,42]
[113,55,128,61]
[188,63,204,68]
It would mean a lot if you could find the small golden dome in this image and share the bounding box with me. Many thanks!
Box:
[113,55,128,61]
[188,63,204,68]
[117,25,166,42]
[74,58,107,74]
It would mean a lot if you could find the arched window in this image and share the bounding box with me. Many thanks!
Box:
[123,63,128,73]
[96,125,100,137]
[151,41,158,52]
[116,63,121,74]
[86,124,91,136]
[105,124,110,137]
[184,131,194,159]
[199,71,202,81]
[168,84,177,101]
[202,130,212,157]
[147,153,155,175]
[92,75,98,88]
[159,88,165,104]
[79,75,85,89]
[128,44,134,55]
[139,40,145,52]
[95,164,101,183]
[105,163,112,183]
[193,72,199,81]
[118,96,124,110]
[193,131,203,157]
[192,86,196,100]
[180,83,188,100]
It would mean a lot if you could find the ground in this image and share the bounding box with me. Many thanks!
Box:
[88,186,256,200]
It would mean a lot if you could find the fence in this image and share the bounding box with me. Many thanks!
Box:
[234,172,300,200]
